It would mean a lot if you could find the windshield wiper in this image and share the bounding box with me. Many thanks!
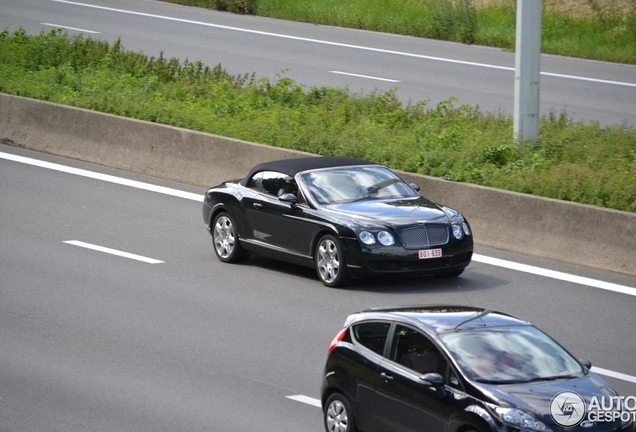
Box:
[473,378,527,384]
[490,374,580,385]
[538,374,580,381]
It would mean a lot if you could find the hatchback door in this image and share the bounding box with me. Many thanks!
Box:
[344,321,393,432]
[374,325,456,432]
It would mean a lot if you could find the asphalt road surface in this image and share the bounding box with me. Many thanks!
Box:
[1,0,636,126]
[1,145,636,431]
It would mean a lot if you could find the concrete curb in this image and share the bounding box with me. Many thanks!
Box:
[1,93,634,276]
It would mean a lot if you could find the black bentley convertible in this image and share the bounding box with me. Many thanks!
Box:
[202,157,473,287]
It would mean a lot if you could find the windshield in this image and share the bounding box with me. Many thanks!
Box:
[300,166,418,205]
[440,326,584,384]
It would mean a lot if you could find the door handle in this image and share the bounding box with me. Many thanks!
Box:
[380,372,394,381]
[253,203,262,209]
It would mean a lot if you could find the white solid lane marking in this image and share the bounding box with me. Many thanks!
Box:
[473,254,636,297]
[3,151,636,384]
[42,23,100,33]
[51,0,636,89]
[64,240,164,264]
[592,367,636,385]
[330,71,400,83]
[0,152,203,202]
[286,395,321,407]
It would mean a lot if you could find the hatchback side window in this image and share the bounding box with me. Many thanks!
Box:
[351,322,391,355]
[391,325,446,376]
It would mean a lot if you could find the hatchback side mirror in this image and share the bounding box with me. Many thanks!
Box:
[420,372,447,397]
[420,372,444,386]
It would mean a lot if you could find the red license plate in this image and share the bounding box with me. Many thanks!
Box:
[419,248,442,259]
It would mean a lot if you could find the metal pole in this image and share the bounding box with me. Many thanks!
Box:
[513,0,542,144]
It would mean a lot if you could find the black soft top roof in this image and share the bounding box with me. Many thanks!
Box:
[239,156,375,186]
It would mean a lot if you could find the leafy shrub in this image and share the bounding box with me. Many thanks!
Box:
[1,28,635,212]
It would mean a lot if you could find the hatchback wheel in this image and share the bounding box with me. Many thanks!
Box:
[315,235,351,287]
[212,212,249,263]
[324,393,357,432]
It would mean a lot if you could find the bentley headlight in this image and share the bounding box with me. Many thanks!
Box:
[492,406,549,431]
[452,224,464,240]
[359,231,376,245]
[442,206,463,222]
[462,222,471,236]
[377,231,394,246]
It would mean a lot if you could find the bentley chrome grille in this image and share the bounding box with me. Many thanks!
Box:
[399,225,449,249]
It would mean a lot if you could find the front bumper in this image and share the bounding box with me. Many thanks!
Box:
[342,237,473,277]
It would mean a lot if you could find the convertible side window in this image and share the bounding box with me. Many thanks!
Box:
[261,171,297,197]
[351,322,391,355]
[390,325,446,376]
[246,172,263,191]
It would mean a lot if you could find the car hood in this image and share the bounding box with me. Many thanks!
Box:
[325,197,448,227]
[474,373,618,427]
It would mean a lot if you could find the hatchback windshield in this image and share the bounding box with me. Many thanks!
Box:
[440,326,584,384]
[300,166,419,205]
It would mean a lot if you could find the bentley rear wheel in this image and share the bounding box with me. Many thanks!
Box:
[315,234,351,288]
[212,212,249,263]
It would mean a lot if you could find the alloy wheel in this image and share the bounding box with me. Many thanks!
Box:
[213,215,235,259]
[317,238,340,284]
[326,399,349,432]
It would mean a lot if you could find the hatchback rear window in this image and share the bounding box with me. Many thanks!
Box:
[352,322,391,355]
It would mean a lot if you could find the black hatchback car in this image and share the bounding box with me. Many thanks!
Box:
[321,306,634,432]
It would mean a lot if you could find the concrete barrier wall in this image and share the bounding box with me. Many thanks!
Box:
[1,93,634,276]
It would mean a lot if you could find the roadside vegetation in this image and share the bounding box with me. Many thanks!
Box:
[1,29,634,212]
[162,0,636,64]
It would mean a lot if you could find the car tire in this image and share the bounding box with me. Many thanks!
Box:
[212,212,249,263]
[315,234,351,288]
[324,393,357,432]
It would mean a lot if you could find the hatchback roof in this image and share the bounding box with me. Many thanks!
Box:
[349,305,529,334]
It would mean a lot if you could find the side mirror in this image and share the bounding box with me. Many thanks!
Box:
[409,182,420,192]
[420,372,444,386]
[420,372,447,397]
[579,358,592,369]
[279,193,298,204]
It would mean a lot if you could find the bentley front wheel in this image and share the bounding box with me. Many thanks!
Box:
[212,212,249,263]
[315,235,351,288]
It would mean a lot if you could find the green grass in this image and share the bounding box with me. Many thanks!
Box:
[1,29,635,212]
[162,0,636,64]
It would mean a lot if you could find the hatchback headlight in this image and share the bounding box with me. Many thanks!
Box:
[492,406,549,431]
